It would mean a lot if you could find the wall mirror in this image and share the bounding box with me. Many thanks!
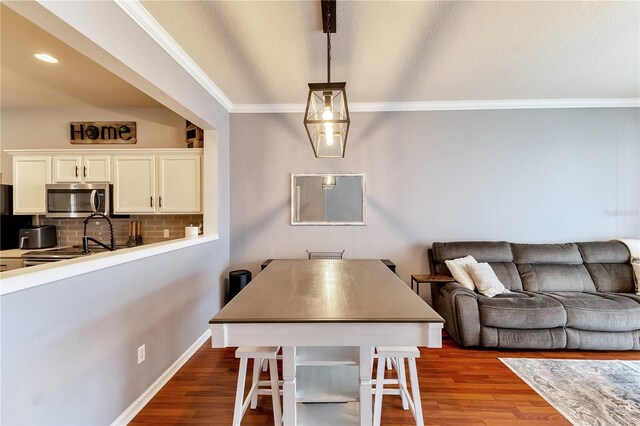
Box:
[291,173,366,225]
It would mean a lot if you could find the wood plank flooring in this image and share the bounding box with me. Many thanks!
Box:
[131,334,639,425]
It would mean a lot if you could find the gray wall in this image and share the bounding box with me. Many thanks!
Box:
[230,108,640,299]
[1,242,226,425]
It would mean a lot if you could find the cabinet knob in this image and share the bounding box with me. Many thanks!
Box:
[83,166,87,177]
[150,196,153,207]
[159,196,162,208]
[75,166,79,177]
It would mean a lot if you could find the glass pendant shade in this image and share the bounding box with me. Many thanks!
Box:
[304,82,350,158]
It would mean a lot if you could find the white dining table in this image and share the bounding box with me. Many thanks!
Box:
[210,259,444,426]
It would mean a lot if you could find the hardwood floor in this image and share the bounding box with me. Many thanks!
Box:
[131,334,639,425]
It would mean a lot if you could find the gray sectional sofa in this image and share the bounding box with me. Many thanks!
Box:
[428,241,640,350]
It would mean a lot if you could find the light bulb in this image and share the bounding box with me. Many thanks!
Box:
[322,107,333,120]
[324,123,334,146]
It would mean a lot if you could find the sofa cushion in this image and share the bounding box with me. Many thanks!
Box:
[478,292,566,329]
[577,241,630,263]
[518,264,596,292]
[433,241,513,263]
[487,262,523,291]
[469,263,510,297]
[615,293,640,304]
[545,292,640,332]
[585,263,634,293]
[432,242,522,290]
[565,329,640,350]
[444,255,477,291]
[512,243,582,264]
[480,326,566,349]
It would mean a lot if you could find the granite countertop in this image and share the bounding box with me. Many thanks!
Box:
[0,246,71,259]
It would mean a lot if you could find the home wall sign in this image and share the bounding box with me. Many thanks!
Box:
[69,122,137,144]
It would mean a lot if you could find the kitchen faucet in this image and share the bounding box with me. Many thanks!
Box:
[82,212,116,253]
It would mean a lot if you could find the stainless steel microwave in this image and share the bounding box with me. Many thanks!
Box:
[45,184,112,218]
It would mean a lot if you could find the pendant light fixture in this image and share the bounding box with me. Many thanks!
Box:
[304,0,350,158]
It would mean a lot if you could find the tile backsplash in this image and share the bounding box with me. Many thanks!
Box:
[41,214,203,247]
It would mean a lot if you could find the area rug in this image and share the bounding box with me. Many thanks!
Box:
[500,358,640,426]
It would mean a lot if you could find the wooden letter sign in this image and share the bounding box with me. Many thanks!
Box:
[70,122,137,144]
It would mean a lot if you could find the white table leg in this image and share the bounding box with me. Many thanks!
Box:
[359,346,373,426]
[282,346,297,426]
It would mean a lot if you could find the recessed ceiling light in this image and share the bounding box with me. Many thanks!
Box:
[34,53,58,64]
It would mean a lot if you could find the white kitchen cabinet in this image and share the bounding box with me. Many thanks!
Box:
[113,156,156,214]
[83,156,111,182]
[158,155,201,213]
[8,149,202,216]
[115,155,201,215]
[53,156,82,183]
[53,155,111,183]
[13,156,51,214]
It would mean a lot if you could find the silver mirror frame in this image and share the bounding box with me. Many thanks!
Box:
[290,172,366,226]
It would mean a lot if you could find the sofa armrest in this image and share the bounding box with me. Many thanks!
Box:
[439,281,477,298]
[433,282,480,347]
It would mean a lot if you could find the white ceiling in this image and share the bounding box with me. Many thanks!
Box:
[2,1,638,111]
[140,0,640,105]
[0,4,159,108]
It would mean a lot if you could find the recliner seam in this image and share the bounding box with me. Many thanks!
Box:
[480,306,563,311]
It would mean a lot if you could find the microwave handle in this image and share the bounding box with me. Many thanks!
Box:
[90,190,98,213]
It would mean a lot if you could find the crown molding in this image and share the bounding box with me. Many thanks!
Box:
[231,98,640,113]
[231,104,304,113]
[114,2,639,115]
[114,0,233,112]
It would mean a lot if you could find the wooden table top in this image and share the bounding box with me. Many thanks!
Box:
[210,260,444,324]
[411,274,456,283]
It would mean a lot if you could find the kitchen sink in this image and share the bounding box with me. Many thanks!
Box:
[22,244,127,266]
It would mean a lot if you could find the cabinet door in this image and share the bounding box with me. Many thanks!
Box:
[83,156,111,182]
[13,157,51,214]
[113,156,156,214]
[158,155,201,213]
[53,156,82,183]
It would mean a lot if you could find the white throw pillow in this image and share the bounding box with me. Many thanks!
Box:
[444,255,478,291]
[468,263,510,298]
[633,262,640,295]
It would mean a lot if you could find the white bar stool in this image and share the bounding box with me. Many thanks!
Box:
[373,346,423,426]
[233,346,282,426]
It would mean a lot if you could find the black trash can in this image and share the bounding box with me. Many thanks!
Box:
[228,269,252,303]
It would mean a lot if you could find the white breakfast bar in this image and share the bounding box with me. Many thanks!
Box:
[210,259,444,425]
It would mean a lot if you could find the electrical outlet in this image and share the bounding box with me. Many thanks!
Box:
[163,229,170,238]
[137,344,145,365]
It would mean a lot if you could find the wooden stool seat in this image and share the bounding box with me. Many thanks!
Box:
[233,346,282,426]
[376,346,420,358]
[374,346,423,426]
[235,346,279,359]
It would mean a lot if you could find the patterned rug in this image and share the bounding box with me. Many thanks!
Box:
[500,359,640,426]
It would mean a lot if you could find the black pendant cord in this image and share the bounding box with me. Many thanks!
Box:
[326,8,331,83]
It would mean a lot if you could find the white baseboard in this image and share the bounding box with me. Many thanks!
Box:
[111,328,212,425]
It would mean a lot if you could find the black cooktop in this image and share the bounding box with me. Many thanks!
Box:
[23,247,91,259]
